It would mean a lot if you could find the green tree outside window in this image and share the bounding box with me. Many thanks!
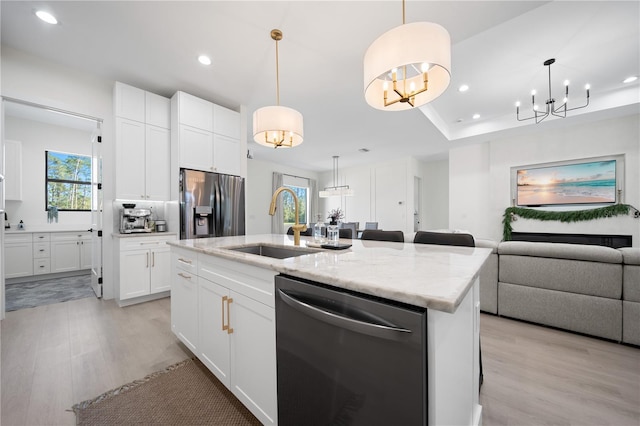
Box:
[46,151,92,211]
[282,185,308,228]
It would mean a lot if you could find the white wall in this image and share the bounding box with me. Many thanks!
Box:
[420,159,449,230]
[449,114,640,245]
[5,116,93,229]
[245,158,319,235]
[317,156,424,234]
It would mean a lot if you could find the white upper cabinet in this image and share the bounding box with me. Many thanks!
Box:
[114,82,145,122]
[114,82,171,200]
[176,91,214,132]
[213,104,241,139]
[172,91,242,177]
[145,92,171,129]
[213,134,241,176]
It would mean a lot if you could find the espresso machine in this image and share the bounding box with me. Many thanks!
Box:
[120,205,151,233]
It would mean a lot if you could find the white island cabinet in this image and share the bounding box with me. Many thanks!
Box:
[169,235,490,426]
[170,246,277,425]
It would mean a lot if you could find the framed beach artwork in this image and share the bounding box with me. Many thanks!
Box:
[511,155,624,207]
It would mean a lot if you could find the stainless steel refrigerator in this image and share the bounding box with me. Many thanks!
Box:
[179,168,245,240]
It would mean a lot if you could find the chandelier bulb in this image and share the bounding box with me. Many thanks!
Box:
[421,63,429,72]
[531,89,536,96]
[563,97,568,103]
[410,81,416,92]
[515,101,521,107]
[564,80,570,86]
[383,81,389,91]
[585,84,591,90]
[533,104,539,111]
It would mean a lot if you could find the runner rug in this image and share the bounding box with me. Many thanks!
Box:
[71,358,261,425]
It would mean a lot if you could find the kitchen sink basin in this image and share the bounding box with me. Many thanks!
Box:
[225,244,320,259]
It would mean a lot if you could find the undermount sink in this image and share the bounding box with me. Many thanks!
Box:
[225,243,320,259]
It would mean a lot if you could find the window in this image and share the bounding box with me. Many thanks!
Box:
[282,185,308,228]
[46,150,92,211]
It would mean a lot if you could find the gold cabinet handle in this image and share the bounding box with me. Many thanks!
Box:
[177,272,191,279]
[221,296,234,334]
[146,252,149,267]
[227,297,234,334]
[222,296,228,332]
[178,258,192,264]
[152,252,155,267]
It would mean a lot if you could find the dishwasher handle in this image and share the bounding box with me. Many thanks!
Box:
[277,289,412,341]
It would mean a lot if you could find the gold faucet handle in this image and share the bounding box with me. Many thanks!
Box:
[291,224,307,232]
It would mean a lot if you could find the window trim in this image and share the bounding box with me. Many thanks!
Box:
[45,150,92,212]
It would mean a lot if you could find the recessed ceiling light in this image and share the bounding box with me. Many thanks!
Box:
[472,114,480,120]
[458,84,469,92]
[198,55,212,66]
[623,76,638,84]
[36,10,58,25]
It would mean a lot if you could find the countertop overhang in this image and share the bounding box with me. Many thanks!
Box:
[168,234,492,313]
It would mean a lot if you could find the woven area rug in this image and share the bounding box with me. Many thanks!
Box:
[72,358,261,425]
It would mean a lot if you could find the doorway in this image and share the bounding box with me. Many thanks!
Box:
[1,98,104,314]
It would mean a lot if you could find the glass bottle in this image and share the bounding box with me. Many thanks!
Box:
[313,214,326,243]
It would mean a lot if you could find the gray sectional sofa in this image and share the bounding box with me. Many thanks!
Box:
[476,240,639,345]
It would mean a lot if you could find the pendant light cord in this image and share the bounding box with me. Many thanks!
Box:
[402,0,406,25]
[275,38,280,106]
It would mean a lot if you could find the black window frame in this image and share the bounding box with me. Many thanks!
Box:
[45,150,92,212]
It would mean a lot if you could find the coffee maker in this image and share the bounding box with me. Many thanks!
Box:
[120,206,151,233]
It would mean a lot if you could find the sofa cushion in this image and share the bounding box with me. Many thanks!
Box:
[623,263,640,303]
[499,255,622,299]
[619,247,640,265]
[498,282,622,341]
[622,301,640,345]
[498,241,623,264]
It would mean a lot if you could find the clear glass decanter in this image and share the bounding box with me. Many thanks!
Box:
[313,214,326,243]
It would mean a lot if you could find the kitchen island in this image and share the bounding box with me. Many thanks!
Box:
[169,234,491,426]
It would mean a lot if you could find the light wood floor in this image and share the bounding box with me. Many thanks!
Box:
[480,313,640,425]
[1,297,190,425]
[2,298,639,425]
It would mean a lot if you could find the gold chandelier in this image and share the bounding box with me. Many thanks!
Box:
[364,0,451,111]
[253,29,304,148]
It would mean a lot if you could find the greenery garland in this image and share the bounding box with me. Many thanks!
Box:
[502,204,633,241]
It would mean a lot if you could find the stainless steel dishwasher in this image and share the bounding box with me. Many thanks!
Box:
[275,274,427,425]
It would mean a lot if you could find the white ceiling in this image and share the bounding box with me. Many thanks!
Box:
[1,1,638,172]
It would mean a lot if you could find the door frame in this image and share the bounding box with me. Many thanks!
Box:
[1,96,105,311]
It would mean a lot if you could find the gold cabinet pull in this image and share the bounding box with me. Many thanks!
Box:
[178,257,192,264]
[177,272,191,279]
[146,252,149,267]
[226,297,234,334]
[152,252,155,267]
[222,296,228,332]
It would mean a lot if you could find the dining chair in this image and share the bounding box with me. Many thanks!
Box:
[338,228,353,239]
[364,222,378,230]
[341,222,357,239]
[413,231,475,247]
[360,229,404,243]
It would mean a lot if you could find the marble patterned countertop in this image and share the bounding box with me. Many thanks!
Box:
[169,234,492,313]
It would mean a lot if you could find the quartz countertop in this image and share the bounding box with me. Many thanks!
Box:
[5,227,91,234]
[168,234,492,313]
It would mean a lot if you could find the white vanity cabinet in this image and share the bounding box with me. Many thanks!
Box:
[4,139,23,201]
[5,233,33,278]
[114,82,171,201]
[171,91,242,176]
[170,249,277,425]
[119,235,175,301]
[32,232,51,275]
[51,232,91,273]
[171,247,199,353]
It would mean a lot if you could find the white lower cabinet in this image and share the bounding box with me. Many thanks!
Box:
[5,234,33,278]
[172,249,277,425]
[51,232,92,273]
[119,235,175,301]
[171,247,199,353]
